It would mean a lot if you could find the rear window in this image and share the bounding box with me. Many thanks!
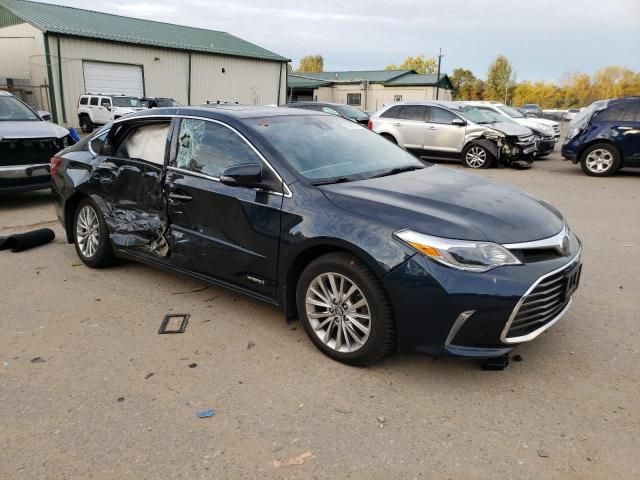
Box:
[79,97,88,105]
[380,106,401,118]
[620,102,640,122]
[397,105,426,121]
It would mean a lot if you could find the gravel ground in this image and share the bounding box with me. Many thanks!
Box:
[1,149,638,479]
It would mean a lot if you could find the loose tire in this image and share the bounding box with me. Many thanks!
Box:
[296,252,395,366]
[79,115,94,134]
[580,143,620,177]
[73,198,115,268]
[462,143,494,169]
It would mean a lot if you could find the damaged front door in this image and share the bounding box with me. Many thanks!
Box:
[95,119,171,254]
[165,117,283,299]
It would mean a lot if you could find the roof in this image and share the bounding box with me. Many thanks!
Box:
[385,73,452,89]
[295,70,412,84]
[125,105,321,122]
[0,0,288,62]
[287,75,334,89]
[287,70,453,90]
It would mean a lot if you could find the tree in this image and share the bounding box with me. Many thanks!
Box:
[385,55,437,74]
[450,68,478,100]
[486,55,514,102]
[297,55,324,73]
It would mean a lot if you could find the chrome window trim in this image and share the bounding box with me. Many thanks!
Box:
[502,224,567,251]
[112,114,292,198]
[500,248,581,344]
[88,131,109,156]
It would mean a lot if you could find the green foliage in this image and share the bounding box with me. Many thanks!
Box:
[486,55,514,102]
[297,55,324,73]
[385,55,437,74]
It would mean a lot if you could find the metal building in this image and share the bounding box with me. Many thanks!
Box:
[0,0,289,126]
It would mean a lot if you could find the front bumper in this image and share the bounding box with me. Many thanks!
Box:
[0,163,51,192]
[383,231,581,358]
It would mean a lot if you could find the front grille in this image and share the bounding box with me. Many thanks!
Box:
[506,261,581,339]
[0,137,67,167]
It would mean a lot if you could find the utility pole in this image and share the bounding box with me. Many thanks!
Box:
[435,48,443,100]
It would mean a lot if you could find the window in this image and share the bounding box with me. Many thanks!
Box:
[393,95,402,102]
[621,102,640,122]
[0,96,39,121]
[397,105,426,121]
[79,97,88,105]
[89,97,99,106]
[428,106,459,124]
[115,123,170,165]
[89,131,108,155]
[101,98,111,108]
[346,93,361,106]
[595,103,628,122]
[380,106,401,118]
[174,119,261,178]
[321,106,341,116]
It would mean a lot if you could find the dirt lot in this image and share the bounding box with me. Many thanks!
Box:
[1,150,638,480]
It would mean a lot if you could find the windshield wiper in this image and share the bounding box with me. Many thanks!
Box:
[312,177,354,186]
[369,165,424,179]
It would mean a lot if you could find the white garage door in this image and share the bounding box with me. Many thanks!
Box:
[83,61,144,97]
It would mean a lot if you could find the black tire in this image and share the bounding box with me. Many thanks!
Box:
[535,152,551,159]
[79,115,93,134]
[296,252,395,366]
[72,197,115,268]
[580,143,620,177]
[462,143,494,169]
[380,133,397,144]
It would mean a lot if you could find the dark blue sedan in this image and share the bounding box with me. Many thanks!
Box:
[51,106,582,365]
[562,97,640,176]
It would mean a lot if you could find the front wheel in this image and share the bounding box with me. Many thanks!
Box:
[296,253,395,366]
[580,143,620,176]
[79,116,94,134]
[462,143,494,169]
[73,198,115,268]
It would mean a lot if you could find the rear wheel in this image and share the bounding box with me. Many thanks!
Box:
[580,143,620,176]
[296,252,394,366]
[462,143,494,169]
[73,198,115,268]
[79,115,94,134]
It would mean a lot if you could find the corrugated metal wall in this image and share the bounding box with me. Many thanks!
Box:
[43,35,286,126]
[0,22,44,79]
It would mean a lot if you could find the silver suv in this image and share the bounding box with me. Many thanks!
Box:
[369,101,537,168]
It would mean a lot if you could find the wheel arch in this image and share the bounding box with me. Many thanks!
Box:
[577,138,622,162]
[64,192,109,243]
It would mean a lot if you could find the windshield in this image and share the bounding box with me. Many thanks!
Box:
[497,105,525,118]
[335,104,367,119]
[112,97,142,108]
[157,99,180,107]
[247,115,424,183]
[0,96,40,121]
[456,106,498,124]
[524,104,539,109]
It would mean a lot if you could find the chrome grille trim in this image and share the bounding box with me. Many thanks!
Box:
[500,249,581,344]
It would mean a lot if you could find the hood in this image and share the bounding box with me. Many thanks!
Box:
[320,166,564,244]
[487,122,532,137]
[0,120,69,140]
[516,118,556,135]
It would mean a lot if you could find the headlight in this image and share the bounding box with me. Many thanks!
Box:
[395,230,522,273]
[534,122,552,132]
[566,128,580,140]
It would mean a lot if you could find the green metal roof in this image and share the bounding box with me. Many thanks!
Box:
[297,70,412,84]
[287,74,333,89]
[385,73,452,89]
[0,0,289,62]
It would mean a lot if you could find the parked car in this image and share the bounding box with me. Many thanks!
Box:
[522,104,542,117]
[285,101,370,125]
[0,91,75,193]
[562,97,640,176]
[51,105,581,365]
[77,94,145,133]
[141,97,182,108]
[465,101,560,157]
[369,101,537,168]
[563,109,581,122]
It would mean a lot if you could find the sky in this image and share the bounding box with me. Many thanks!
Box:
[41,0,640,82]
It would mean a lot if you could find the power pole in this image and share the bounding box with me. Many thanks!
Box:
[435,48,443,100]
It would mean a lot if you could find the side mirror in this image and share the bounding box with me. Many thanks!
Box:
[105,105,112,111]
[452,118,466,126]
[220,163,263,188]
[38,110,52,121]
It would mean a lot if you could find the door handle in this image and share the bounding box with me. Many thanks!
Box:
[427,126,437,130]
[393,122,402,126]
[615,126,632,131]
[168,191,192,203]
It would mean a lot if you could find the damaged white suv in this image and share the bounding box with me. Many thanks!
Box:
[77,94,144,133]
[369,101,537,168]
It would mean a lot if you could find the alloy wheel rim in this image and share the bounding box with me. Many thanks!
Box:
[76,205,100,258]
[585,149,613,173]
[466,146,487,168]
[305,272,371,353]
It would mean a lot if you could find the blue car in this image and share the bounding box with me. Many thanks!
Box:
[562,97,640,176]
[51,106,582,365]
